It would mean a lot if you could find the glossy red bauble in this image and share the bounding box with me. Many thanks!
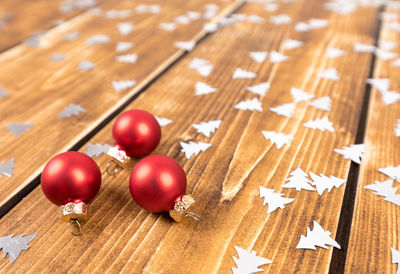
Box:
[112,109,161,158]
[41,151,102,206]
[129,155,187,212]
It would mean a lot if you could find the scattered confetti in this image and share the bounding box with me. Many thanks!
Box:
[175,41,196,51]
[291,87,314,102]
[353,42,375,53]
[203,22,219,33]
[304,116,334,132]
[232,68,257,79]
[155,116,173,127]
[297,221,340,250]
[235,98,262,112]
[58,104,86,118]
[283,167,315,191]
[265,3,279,12]
[104,9,132,19]
[294,22,309,32]
[262,130,292,149]
[334,144,364,164]
[180,141,211,159]
[0,233,37,264]
[269,51,288,63]
[195,81,217,96]
[0,158,15,178]
[86,34,110,45]
[246,82,270,96]
[135,4,160,14]
[187,11,202,20]
[6,123,34,137]
[192,120,221,137]
[379,165,400,182]
[50,53,66,62]
[319,68,339,81]
[24,32,44,47]
[379,41,397,51]
[85,143,112,157]
[259,186,294,213]
[326,47,345,59]
[118,22,134,35]
[282,39,303,50]
[64,31,80,41]
[112,80,136,92]
[175,15,191,25]
[309,96,331,111]
[116,42,133,52]
[189,58,213,77]
[366,78,390,92]
[232,246,271,274]
[309,172,345,195]
[116,53,138,64]
[270,103,295,118]
[375,49,397,61]
[395,120,400,137]
[77,60,96,71]
[159,22,176,32]
[270,14,291,25]
[392,58,400,67]
[0,87,8,98]
[365,180,400,206]
[249,51,268,63]
[391,247,400,273]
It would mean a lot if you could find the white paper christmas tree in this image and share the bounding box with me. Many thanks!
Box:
[195,81,217,96]
[319,68,339,81]
[366,78,390,92]
[308,18,328,29]
[246,82,270,96]
[189,58,213,77]
[116,53,138,64]
[0,158,14,177]
[259,186,294,213]
[118,22,134,35]
[77,60,96,71]
[309,172,345,195]
[86,34,110,46]
[6,123,34,137]
[0,233,37,264]
[232,246,271,274]
[294,22,309,32]
[203,23,218,33]
[232,68,257,79]
[379,165,400,182]
[270,51,289,63]
[159,22,176,32]
[282,39,303,50]
[192,120,221,137]
[265,3,278,12]
[175,15,190,25]
[155,116,173,127]
[380,90,400,105]
[326,47,345,59]
[334,144,364,164]
[58,104,86,118]
[353,42,376,53]
[187,11,201,20]
[269,103,295,118]
[180,141,211,159]
[0,87,8,97]
[309,96,331,111]
[112,80,136,92]
[261,131,292,149]
[291,88,314,102]
[365,180,400,206]
[283,167,315,191]
[235,98,263,112]
[375,49,396,61]
[175,41,196,51]
[391,247,400,274]
[270,14,291,25]
[85,143,112,157]
[379,41,397,51]
[297,221,340,250]
[303,116,334,132]
[395,120,400,137]
[249,51,268,63]
[116,42,133,52]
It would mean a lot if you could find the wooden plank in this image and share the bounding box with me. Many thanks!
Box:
[345,3,400,273]
[0,0,103,52]
[0,0,240,213]
[0,1,380,273]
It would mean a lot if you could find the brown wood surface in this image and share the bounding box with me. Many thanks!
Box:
[345,3,400,273]
[0,0,239,213]
[0,0,388,273]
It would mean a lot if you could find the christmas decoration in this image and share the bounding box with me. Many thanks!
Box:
[269,103,295,118]
[85,143,112,157]
[105,109,161,173]
[189,58,214,77]
[50,53,66,62]
[269,51,288,63]
[297,221,340,250]
[175,41,196,51]
[319,68,339,81]
[283,39,303,50]
[155,116,173,127]
[232,246,271,274]
[246,82,270,96]
[391,247,400,274]
[365,180,400,206]
[58,104,86,119]
[117,22,134,35]
[262,131,292,149]
[249,51,268,63]
[116,42,133,52]
[308,172,345,195]
[259,186,294,213]
[175,15,190,25]
[303,116,334,132]
[86,34,110,46]
[64,31,80,41]
[180,141,211,159]
[283,167,315,191]
[375,49,396,61]
[232,68,257,79]
[0,233,37,264]
[235,98,262,112]
[159,22,176,32]
[112,80,136,93]
[116,53,138,64]
[41,152,101,235]
[0,158,14,178]
[334,144,364,164]
[270,14,291,25]
[326,47,345,59]
[379,165,400,182]
[6,123,34,137]
[309,96,331,111]
[294,22,309,32]
[77,60,95,71]
[129,155,201,222]
[366,78,390,92]
[195,81,217,96]
[203,23,219,33]
[290,87,314,102]
[192,120,221,137]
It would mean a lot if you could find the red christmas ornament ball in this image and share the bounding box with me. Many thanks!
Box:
[129,155,187,212]
[112,109,161,158]
[41,151,102,206]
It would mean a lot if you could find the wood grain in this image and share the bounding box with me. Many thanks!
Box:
[0,0,240,213]
[345,3,400,273]
[0,0,382,273]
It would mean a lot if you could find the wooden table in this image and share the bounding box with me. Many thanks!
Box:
[0,0,399,273]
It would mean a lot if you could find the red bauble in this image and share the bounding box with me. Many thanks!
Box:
[129,155,187,212]
[112,109,161,158]
[41,151,101,206]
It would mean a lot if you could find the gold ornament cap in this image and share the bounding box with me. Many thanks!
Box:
[60,202,88,222]
[169,195,199,222]
[105,145,130,168]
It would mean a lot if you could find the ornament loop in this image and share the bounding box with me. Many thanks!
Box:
[68,218,82,236]
[106,160,121,176]
[185,211,202,222]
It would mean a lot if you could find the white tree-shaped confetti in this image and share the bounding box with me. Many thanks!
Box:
[303,116,334,132]
[86,34,110,46]
[262,131,292,149]
[175,41,196,51]
[297,221,340,250]
[203,23,218,33]
[235,98,263,112]
[232,68,257,79]
[116,42,133,52]
[393,58,400,67]
[118,22,134,35]
[379,166,400,182]
[366,78,390,92]
[375,49,396,61]
[159,22,176,32]
[6,123,34,137]
[77,60,96,71]
[249,51,268,63]
[0,233,37,264]
[246,82,270,96]
[0,87,8,97]
[380,90,400,105]
[391,247,400,274]
[85,143,112,157]
[326,47,345,59]
[294,22,309,32]
[116,53,138,64]
[379,41,397,51]
[155,116,173,127]
[64,31,80,41]
[395,120,400,137]
[270,14,291,25]
[319,68,339,81]
[192,120,221,137]
[189,58,213,77]
[195,81,217,96]
[309,18,328,29]
[309,96,331,111]
[309,172,346,195]
[112,80,136,93]
[365,180,400,206]
[283,39,303,50]
[180,141,211,159]
[259,186,294,213]
[270,103,295,118]
[291,88,314,102]
[58,104,86,118]
[51,53,66,62]
[232,246,272,274]
[353,42,376,53]
[283,167,315,191]
[269,51,289,63]
[334,144,364,164]
[0,158,14,177]
[175,15,190,25]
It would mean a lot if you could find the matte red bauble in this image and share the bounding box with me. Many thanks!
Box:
[106,109,161,173]
[129,155,200,222]
[41,151,101,226]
